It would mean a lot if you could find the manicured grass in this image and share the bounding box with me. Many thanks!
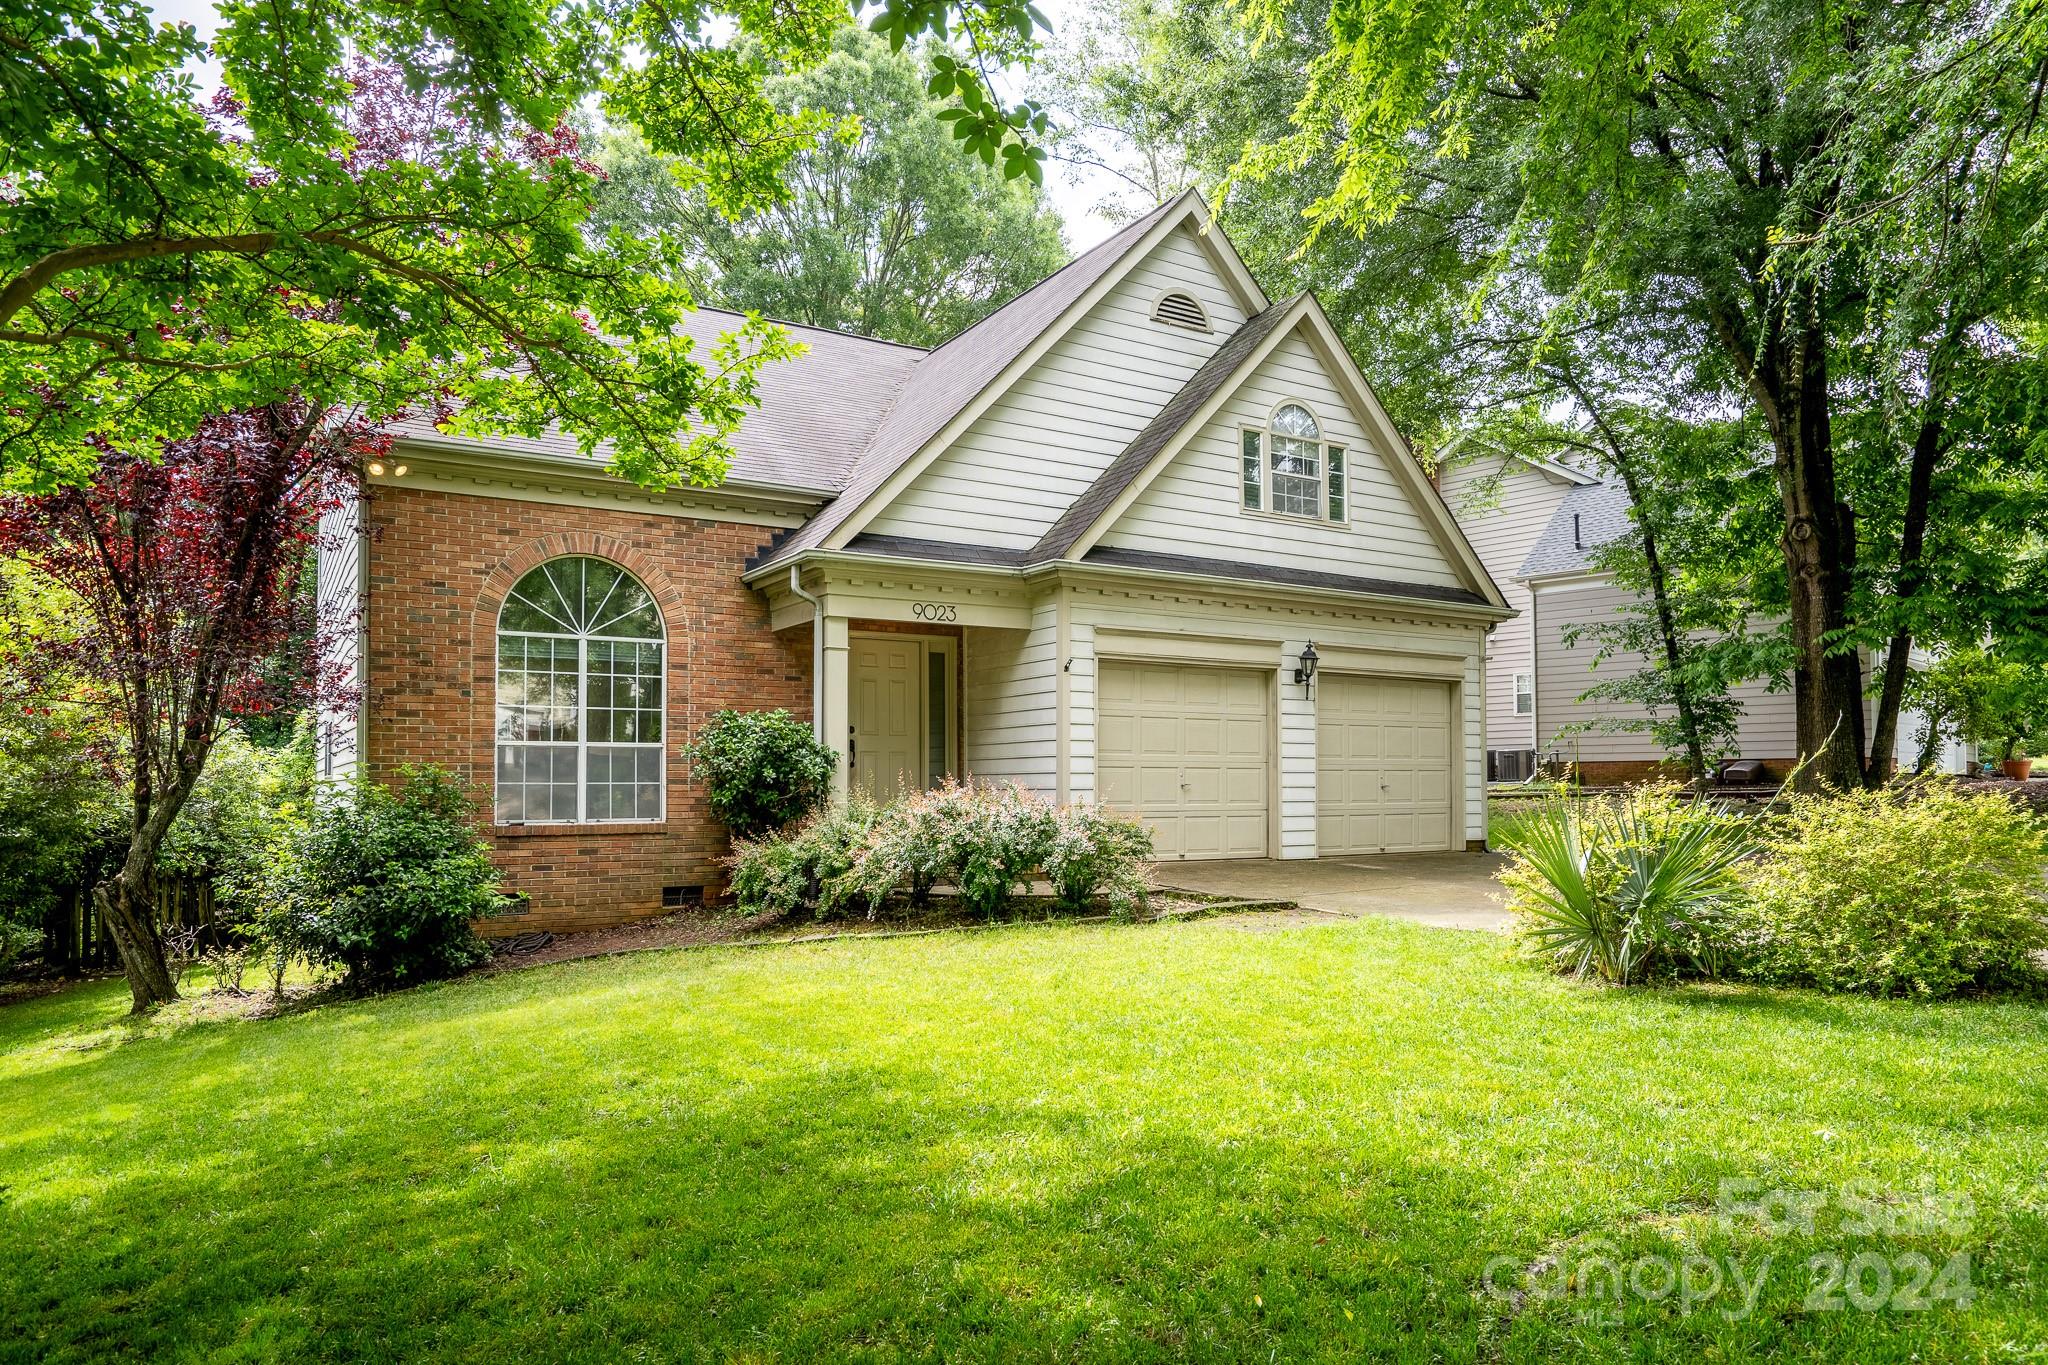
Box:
[3,917,2046,1362]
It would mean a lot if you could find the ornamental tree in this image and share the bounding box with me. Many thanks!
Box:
[0,403,366,1011]
[0,0,1051,494]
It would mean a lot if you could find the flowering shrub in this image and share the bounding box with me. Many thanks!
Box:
[944,782,1056,917]
[834,784,961,911]
[1043,802,1155,916]
[727,795,883,920]
[1737,782,2048,997]
[724,780,1154,921]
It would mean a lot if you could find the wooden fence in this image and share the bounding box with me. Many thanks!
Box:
[40,877,219,973]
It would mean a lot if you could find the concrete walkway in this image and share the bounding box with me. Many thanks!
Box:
[1153,851,1512,932]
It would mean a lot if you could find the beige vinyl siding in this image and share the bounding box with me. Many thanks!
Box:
[1094,330,1464,590]
[1435,453,1571,751]
[1532,576,1798,762]
[314,486,366,783]
[963,600,1059,793]
[865,225,1248,549]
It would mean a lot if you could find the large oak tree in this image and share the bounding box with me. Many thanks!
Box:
[589,27,1068,347]
[1071,0,2048,788]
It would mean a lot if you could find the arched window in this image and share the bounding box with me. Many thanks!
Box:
[1239,402,1348,522]
[495,556,665,825]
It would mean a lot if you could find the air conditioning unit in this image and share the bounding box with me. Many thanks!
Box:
[1489,748,1538,782]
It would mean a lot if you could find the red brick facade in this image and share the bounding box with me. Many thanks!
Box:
[364,485,812,933]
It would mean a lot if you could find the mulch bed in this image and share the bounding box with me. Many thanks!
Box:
[1955,776,2048,813]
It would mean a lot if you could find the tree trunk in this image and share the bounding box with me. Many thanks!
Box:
[1865,351,1954,787]
[93,862,177,1013]
[1770,325,1867,791]
[1561,369,1714,789]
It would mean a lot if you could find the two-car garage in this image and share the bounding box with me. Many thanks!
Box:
[1095,657,1457,860]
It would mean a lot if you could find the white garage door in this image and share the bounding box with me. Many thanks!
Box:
[1317,675,1455,854]
[1098,661,1269,860]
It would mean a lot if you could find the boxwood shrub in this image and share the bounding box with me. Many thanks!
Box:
[687,709,837,840]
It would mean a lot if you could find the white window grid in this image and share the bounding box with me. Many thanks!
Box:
[495,628,666,825]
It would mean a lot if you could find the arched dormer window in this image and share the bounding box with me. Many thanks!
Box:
[1150,290,1211,332]
[1240,402,1348,521]
[495,557,665,825]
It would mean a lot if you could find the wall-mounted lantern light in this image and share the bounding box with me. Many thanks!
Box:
[1294,640,1319,694]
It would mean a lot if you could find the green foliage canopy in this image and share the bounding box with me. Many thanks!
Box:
[0,0,1052,492]
[588,28,1068,346]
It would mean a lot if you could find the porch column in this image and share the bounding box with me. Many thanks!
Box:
[819,613,851,801]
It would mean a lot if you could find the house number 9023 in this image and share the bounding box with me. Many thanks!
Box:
[911,602,958,622]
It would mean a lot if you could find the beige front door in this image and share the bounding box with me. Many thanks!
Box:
[1098,661,1270,860]
[852,636,925,800]
[1316,675,1455,854]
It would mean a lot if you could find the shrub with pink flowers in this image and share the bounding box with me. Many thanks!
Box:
[723,780,1155,922]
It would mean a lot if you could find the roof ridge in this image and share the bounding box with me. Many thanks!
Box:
[845,193,1195,450]
[903,190,1193,369]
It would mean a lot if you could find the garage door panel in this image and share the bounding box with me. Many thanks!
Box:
[1316,674,1454,855]
[1135,766,1183,805]
[1099,661,1269,860]
[1222,717,1265,756]
[1141,669,1186,706]
[1136,715,1181,755]
[1221,764,1267,806]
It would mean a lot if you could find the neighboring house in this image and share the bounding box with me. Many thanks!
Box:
[1437,447,1969,783]
[317,190,1512,932]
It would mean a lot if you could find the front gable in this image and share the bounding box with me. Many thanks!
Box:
[1090,323,1469,591]
[861,220,1257,550]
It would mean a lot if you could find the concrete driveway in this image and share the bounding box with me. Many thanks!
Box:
[1153,851,1512,932]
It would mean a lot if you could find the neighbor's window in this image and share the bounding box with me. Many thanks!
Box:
[1241,403,1347,522]
[495,556,665,825]
[1514,672,1534,716]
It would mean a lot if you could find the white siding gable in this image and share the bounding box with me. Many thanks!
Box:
[864,224,1248,549]
[1437,451,1574,749]
[1094,327,1465,590]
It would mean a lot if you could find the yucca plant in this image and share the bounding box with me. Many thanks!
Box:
[1497,787,1754,985]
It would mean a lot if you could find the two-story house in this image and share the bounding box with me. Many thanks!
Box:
[318,191,1514,932]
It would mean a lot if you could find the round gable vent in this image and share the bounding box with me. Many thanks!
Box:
[1150,291,1212,332]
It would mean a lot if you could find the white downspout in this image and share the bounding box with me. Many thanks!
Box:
[789,565,825,744]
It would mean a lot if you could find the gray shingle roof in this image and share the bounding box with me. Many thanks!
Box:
[1516,479,1635,578]
[1027,295,1299,561]
[386,308,924,494]
[750,190,1199,571]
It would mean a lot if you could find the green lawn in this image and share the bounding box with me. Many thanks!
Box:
[3,917,2046,1363]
